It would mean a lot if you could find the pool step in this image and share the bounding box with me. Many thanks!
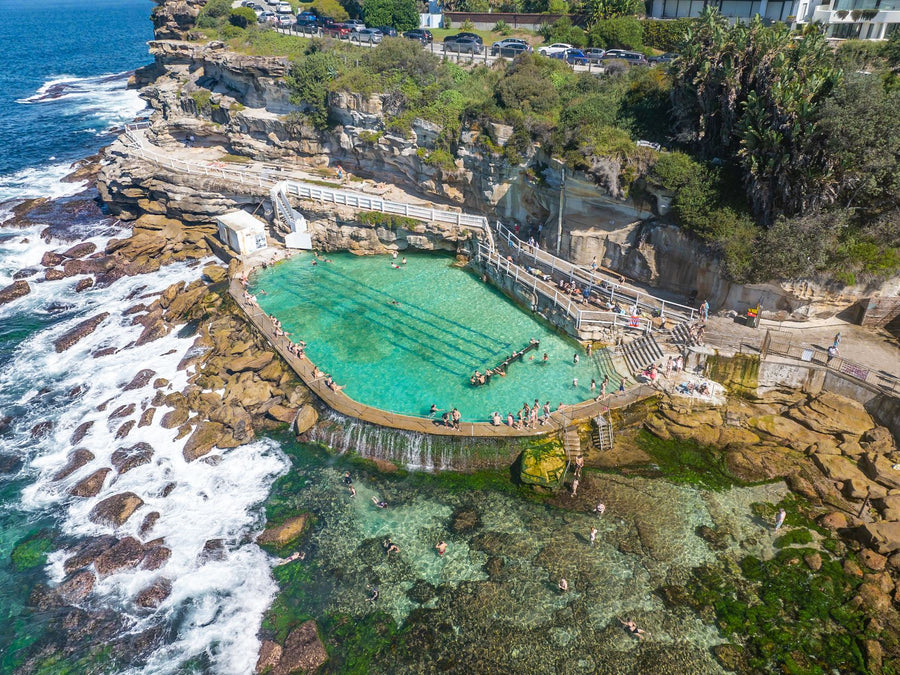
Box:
[592,348,624,388]
[620,333,664,376]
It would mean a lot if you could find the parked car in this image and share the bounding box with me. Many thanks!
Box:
[322,22,351,38]
[490,37,528,55]
[376,25,398,37]
[602,50,648,65]
[583,48,605,62]
[649,52,677,65]
[344,19,366,31]
[352,28,383,43]
[297,11,317,21]
[551,48,589,65]
[258,11,277,23]
[276,1,291,12]
[403,28,433,44]
[444,36,483,53]
[537,42,571,56]
[494,42,529,58]
[444,32,483,46]
[275,13,294,27]
[315,14,335,26]
[292,18,319,34]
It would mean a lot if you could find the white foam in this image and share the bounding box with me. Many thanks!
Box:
[0,162,88,203]
[1,225,289,674]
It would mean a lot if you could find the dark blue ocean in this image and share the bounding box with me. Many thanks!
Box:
[0,3,290,673]
[0,0,153,199]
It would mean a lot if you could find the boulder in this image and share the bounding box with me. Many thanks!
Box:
[862,426,896,455]
[256,641,283,674]
[859,453,900,491]
[63,535,118,574]
[724,445,803,481]
[266,404,297,425]
[88,492,144,527]
[57,570,96,603]
[138,408,156,428]
[139,511,161,536]
[45,268,66,281]
[813,454,868,484]
[854,521,900,555]
[225,372,272,408]
[294,404,318,435]
[876,495,900,521]
[658,406,722,428]
[788,391,875,437]
[804,552,822,571]
[0,454,23,475]
[853,581,893,614]
[54,312,109,353]
[142,545,172,571]
[108,403,136,420]
[136,578,172,608]
[94,536,146,576]
[182,421,227,462]
[70,421,94,444]
[202,264,227,284]
[748,414,829,451]
[41,251,65,267]
[843,477,887,501]
[257,514,309,548]
[111,442,154,474]
[160,403,189,429]
[860,549,887,572]
[61,242,97,259]
[69,468,111,497]
[115,420,135,440]
[123,369,156,391]
[0,280,31,306]
[717,426,760,447]
[519,439,566,488]
[53,448,95,481]
[271,620,328,675]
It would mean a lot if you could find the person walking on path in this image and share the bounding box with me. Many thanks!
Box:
[700,299,709,322]
[665,357,672,379]
[833,332,842,349]
[589,527,597,546]
[571,478,579,497]
[774,508,787,531]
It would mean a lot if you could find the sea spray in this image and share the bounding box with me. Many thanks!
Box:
[0,220,289,673]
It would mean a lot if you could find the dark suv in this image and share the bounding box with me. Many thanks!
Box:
[403,28,433,44]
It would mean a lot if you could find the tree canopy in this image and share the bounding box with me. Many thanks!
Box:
[362,0,419,32]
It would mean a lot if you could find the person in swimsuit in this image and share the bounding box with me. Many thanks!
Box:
[366,586,379,602]
[435,541,448,556]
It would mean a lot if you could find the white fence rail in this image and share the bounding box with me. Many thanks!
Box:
[122,123,494,248]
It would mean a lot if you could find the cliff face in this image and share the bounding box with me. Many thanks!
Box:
[105,15,899,322]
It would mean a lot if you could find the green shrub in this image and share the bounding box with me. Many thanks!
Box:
[539,17,588,48]
[229,6,257,28]
[589,16,643,49]
[493,20,512,35]
[362,0,419,32]
[310,0,349,21]
[461,19,476,31]
[358,211,421,229]
[358,130,383,144]
[424,148,457,171]
[190,88,213,109]
[197,0,232,27]
[648,151,699,191]
[774,528,814,548]
[287,49,342,128]
[641,18,691,51]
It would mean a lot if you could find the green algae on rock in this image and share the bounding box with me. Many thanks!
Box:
[517,437,567,488]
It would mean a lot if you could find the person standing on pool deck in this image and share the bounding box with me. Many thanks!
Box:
[451,408,461,430]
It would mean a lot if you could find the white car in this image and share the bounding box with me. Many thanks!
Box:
[538,43,572,56]
[344,19,366,31]
[276,1,291,11]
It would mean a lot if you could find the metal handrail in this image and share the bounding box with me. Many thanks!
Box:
[495,222,696,321]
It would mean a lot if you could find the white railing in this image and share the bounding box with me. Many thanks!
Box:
[495,222,696,322]
[121,124,495,249]
[475,241,653,333]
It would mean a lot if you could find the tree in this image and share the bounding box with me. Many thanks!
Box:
[539,18,587,48]
[287,49,342,127]
[363,0,419,31]
[584,0,644,23]
[588,17,643,49]
[310,0,349,21]
[229,7,257,28]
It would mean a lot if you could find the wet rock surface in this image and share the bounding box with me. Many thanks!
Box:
[54,312,110,353]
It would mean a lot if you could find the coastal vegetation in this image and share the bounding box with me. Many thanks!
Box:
[188,7,900,286]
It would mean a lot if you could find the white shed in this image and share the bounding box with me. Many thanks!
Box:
[216,211,268,256]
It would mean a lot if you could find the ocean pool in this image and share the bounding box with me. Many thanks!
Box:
[250,252,621,422]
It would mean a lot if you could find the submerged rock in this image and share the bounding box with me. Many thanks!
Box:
[56,569,96,604]
[70,420,94,444]
[0,453,23,474]
[63,535,119,574]
[257,514,308,548]
[259,620,327,675]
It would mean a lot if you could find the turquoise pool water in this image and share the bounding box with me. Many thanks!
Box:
[251,252,621,422]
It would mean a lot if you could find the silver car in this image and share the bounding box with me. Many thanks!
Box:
[352,28,383,44]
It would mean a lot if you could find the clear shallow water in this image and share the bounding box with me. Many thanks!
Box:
[251,252,622,421]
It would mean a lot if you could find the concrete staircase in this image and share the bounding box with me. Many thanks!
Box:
[619,333,664,375]
[669,321,698,349]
